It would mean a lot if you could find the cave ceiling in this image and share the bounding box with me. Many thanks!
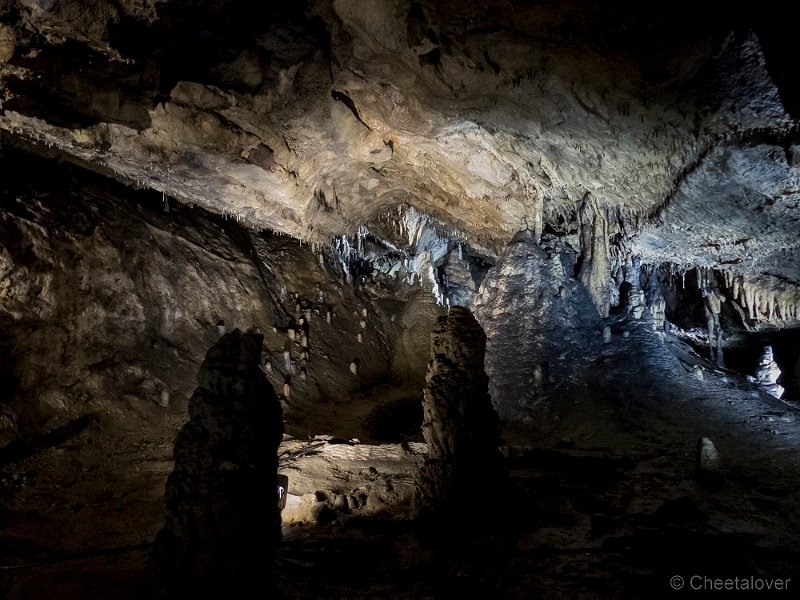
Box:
[0,0,798,292]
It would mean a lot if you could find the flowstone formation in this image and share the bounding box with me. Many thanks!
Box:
[474,229,600,420]
[153,330,284,597]
[412,306,503,532]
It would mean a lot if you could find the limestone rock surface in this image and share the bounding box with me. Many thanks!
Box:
[0,1,797,316]
[412,306,502,528]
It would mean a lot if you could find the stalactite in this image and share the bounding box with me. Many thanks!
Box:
[713,269,800,327]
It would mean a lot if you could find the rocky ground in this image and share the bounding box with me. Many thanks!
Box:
[1,311,799,599]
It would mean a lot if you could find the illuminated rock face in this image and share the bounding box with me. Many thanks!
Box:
[0,3,798,399]
[154,331,284,597]
[0,1,798,324]
[473,229,599,420]
[412,306,502,531]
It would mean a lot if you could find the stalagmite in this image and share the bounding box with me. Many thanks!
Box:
[747,346,784,398]
[702,285,725,367]
[696,437,723,487]
[578,194,611,318]
[412,307,504,534]
[153,331,283,598]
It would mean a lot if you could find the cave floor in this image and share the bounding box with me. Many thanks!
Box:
[1,317,800,599]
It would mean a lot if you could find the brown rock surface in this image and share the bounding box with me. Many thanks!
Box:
[412,306,502,530]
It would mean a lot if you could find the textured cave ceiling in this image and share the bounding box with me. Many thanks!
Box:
[0,0,798,308]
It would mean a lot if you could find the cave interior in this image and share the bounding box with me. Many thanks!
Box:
[1,1,800,598]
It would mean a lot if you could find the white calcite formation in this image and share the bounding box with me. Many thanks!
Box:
[696,437,723,486]
[747,346,785,399]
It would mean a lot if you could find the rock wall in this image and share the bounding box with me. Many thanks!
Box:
[153,330,283,596]
[0,152,280,442]
[412,306,502,529]
[0,150,432,446]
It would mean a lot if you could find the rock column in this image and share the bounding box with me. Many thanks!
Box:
[412,307,502,532]
[578,194,611,317]
[153,330,284,597]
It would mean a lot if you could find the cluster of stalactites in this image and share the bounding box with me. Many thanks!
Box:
[663,263,800,325]
[722,271,800,323]
[392,204,466,250]
[325,205,468,305]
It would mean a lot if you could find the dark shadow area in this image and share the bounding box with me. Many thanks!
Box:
[6,40,158,130]
[0,413,98,469]
[365,397,423,443]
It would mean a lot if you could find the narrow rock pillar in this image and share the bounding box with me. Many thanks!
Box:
[412,307,503,532]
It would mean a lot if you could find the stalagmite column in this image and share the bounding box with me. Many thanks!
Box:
[747,346,784,398]
[153,331,284,598]
[473,228,600,419]
[702,285,725,367]
[641,265,667,331]
[412,307,503,532]
[578,194,611,317]
[622,255,646,318]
